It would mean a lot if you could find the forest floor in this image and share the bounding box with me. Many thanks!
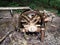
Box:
[0,11,60,45]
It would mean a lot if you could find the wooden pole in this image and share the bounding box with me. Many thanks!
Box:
[0,7,31,10]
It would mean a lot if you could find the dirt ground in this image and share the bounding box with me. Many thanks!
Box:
[0,11,60,45]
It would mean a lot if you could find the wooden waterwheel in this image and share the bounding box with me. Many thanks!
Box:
[19,10,46,42]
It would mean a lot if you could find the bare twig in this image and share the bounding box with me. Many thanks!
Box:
[0,30,14,43]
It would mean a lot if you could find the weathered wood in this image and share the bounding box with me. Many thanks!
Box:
[0,7,30,10]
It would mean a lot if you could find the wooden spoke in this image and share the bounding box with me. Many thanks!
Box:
[22,14,30,22]
[34,17,40,24]
[22,17,29,24]
[21,14,31,24]
[31,15,38,23]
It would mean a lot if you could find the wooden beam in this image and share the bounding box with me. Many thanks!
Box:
[0,7,31,10]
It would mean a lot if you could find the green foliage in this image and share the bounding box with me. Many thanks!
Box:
[29,3,37,9]
[39,0,48,4]
[0,0,60,14]
[0,0,60,9]
[58,9,60,14]
[0,1,9,6]
[13,9,25,13]
[8,2,19,7]
[50,0,60,8]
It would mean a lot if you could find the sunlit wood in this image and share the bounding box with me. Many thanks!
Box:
[0,7,30,10]
[22,14,30,22]
[34,17,40,24]
[31,15,38,22]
